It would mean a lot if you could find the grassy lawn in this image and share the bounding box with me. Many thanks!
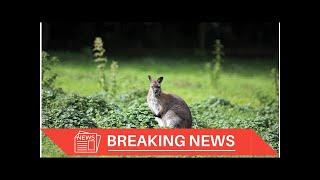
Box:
[41,51,278,158]
[50,51,277,107]
[41,134,65,157]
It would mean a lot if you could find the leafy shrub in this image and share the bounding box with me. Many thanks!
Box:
[42,89,278,151]
[91,102,157,128]
[118,89,148,107]
[92,102,125,128]
[42,89,99,128]
[254,90,274,105]
[123,102,158,128]
[271,68,279,97]
[256,100,279,150]
[42,51,59,88]
[42,88,156,129]
[190,96,279,151]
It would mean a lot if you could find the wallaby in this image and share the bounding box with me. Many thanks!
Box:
[147,75,192,128]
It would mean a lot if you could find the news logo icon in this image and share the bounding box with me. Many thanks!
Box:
[74,131,101,153]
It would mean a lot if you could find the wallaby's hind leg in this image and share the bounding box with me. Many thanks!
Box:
[155,117,166,127]
[166,120,181,128]
[155,110,190,128]
[155,116,179,128]
[162,110,184,128]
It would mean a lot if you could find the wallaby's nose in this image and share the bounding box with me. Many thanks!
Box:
[154,89,160,95]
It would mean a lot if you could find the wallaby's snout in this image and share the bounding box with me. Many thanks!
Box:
[148,75,163,97]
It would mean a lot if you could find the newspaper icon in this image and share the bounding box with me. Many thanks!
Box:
[74,131,101,153]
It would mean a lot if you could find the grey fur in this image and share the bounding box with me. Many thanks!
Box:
[147,76,192,128]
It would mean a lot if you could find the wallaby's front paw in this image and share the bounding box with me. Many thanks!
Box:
[154,114,161,118]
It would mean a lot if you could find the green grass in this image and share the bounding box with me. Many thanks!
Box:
[50,51,277,107]
[41,51,278,158]
[41,133,65,157]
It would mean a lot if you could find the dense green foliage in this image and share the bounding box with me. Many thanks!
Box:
[42,87,278,151]
[191,97,279,150]
[41,51,279,157]
[42,51,59,88]
[42,88,158,129]
[42,88,98,128]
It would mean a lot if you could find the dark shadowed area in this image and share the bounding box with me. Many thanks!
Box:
[42,22,278,58]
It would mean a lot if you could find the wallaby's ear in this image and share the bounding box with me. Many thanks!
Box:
[157,77,163,84]
[148,75,152,82]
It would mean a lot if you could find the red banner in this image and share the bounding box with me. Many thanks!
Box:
[41,128,277,157]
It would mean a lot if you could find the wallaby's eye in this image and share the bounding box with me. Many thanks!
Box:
[153,85,160,89]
